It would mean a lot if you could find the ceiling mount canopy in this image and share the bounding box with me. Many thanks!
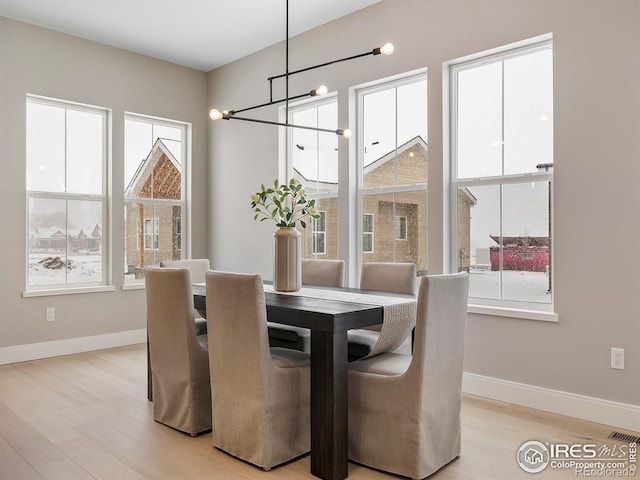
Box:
[209,0,394,138]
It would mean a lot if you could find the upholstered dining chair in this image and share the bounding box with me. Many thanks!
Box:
[268,259,345,351]
[347,262,417,360]
[347,272,469,479]
[160,258,210,334]
[206,271,310,470]
[144,267,211,436]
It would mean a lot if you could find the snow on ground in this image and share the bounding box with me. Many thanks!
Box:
[469,268,551,304]
[28,252,102,285]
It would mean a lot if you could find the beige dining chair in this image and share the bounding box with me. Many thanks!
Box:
[145,267,211,436]
[160,258,210,334]
[348,272,469,479]
[268,259,345,351]
[348,262,417,360]
[206,271,310,470]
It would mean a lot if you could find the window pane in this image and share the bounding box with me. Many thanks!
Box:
[125,118,183,200]
[125,203,182,280]
[291,102,338,193]
[28,198,102,286]
[456,62,503,179]
[66,109,103,194]
[26,102,65,192]
[363,191,426,272]
[501,182,551,303]
[363,88,396,187]
[363,213,373,233]
[363,233,373,253]
[504,49,554,175]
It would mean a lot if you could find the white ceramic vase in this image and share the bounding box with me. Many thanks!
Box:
[273,227,301,292]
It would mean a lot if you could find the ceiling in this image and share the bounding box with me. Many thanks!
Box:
[0,0,381,72]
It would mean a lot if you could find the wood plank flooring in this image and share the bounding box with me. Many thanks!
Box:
[0,344,636,480]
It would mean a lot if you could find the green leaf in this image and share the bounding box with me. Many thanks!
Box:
[274,179,279,188]
[286,212,292,221]
[253,213,259,221]
[309,199,316,208]
[300,220,306,229]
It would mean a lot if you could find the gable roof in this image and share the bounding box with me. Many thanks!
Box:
[363,135,427,175]
[124,138,182,198]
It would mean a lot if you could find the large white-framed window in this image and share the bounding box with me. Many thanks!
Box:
[450,40,554,315]
[25,95,108,291]
[124,113,189,284]
[287,96,339,260]
[357,72,428,274]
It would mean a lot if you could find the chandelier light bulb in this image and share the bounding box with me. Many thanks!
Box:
[209,109,223,120]
[315,85,328,96]
[381,43,394,55]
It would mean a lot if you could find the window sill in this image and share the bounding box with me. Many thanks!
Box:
[23,285,116,298]
[122,283,145,291]
[468,304,559,322]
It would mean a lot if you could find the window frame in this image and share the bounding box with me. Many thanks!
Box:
[123,112,190,285]
[25,95,110,293]
[356,72,428,274]
[448,39,556,318]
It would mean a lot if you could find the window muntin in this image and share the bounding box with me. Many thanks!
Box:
[124,114,187,283]
[26,96,107,290]
[358,73,428,273]
[288,97,339,260]
[451,41,553,310]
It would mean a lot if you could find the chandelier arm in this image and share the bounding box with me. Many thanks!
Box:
[268,50,374,82]
[230,91,314,115]
[224,114,343,136]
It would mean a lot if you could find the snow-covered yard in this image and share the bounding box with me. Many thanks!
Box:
[468,268,551,304]
[28,252,102,285]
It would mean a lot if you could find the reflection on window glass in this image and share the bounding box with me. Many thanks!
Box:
[394,216,407,240]
[312,211,326,254]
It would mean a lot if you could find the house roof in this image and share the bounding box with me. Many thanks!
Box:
[363,135,427,175]
[124,139,182,199]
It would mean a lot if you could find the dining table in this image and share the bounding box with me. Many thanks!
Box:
[191,282,416,480]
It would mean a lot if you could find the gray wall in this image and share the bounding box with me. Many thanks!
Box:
[0,17,208,348]
[208,0,640,406]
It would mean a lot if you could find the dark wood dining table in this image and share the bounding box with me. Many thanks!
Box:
[191,283,414,480]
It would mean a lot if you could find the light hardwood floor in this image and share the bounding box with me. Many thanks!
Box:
[0,344,636,480]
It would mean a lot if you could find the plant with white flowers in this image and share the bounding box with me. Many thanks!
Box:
[251,178,319,228]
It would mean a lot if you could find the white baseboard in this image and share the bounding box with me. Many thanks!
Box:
[463,372,640,433]
[0,329,147,365]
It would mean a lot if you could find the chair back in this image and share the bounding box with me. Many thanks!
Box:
[302,259,345,287]
[411,272,469,393]
[160,258,210,283]
[145,267,198,374]
[360,262,417,295]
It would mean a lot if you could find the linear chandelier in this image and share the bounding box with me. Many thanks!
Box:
[209,0,394,138]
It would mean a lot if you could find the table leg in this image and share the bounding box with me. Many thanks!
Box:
[310,330,348,480]
[147,330,153,402]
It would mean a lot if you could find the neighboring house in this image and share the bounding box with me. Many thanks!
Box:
[29,225,102,253]
[296,136,476,274]
[124,139,182,276]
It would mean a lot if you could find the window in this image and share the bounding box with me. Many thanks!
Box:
[144,218,159,250]
[358,73,427,273]
[26,96,108,290]
[312,211,326,254]
[450,41,553,311]
[287,97,339,259]
[124,114,188,283]
[394,216,407,240]
[363,214,374,253]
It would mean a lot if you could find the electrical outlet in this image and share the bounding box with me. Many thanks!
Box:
[46,307,55,322]
[611,348,624,370]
